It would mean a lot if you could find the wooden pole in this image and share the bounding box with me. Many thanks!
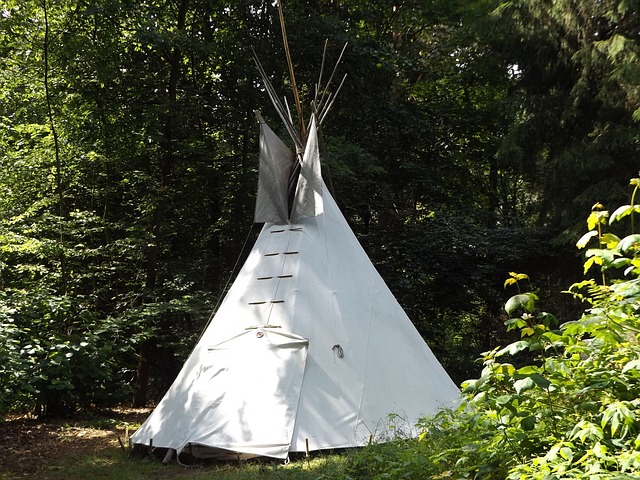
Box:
[162,448,176,465]
[276,0,305,138]
[305,438,310,468]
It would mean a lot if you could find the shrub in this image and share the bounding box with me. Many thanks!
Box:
[345,178,640,479]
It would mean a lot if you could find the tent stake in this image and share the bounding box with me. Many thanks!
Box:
[305,438,311,468]
[162,448,176,465]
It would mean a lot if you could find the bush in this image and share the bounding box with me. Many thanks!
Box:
[0,288,135,416]
[345,178,640,479]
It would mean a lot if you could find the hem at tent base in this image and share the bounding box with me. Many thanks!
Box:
[182,444,260,461]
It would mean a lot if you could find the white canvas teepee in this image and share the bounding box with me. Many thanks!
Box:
[130,112,460,460]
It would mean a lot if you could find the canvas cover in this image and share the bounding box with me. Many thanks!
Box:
[254,120,295,224]
[290,116,323,221]
[131,119,459,459]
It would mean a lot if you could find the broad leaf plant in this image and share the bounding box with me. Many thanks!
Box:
[346,178,640,479]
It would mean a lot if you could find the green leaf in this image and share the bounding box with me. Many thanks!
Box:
[625,258,640,275]
[583,256,598,274]
[593,441,607,458]
[576,230,598,249]
[610,205,635,223]
[608,34,629,58]
[496,340,530,357]
[585,248,615,263]
[601,402,635,437]
[570,421,604,443]
[516,365,539,375]
[520,415,536,431]
[622,359,640,374]
[505,273,529,288]
[514,377,535,394]
[505,293,538,314]
[529,373,551,390]
[618,234,640,254]
[599,233,620,249]
[505,318,527,331]
[612,258,631,269]
[495,394,515,407]
[520,327,535,337]
[584,248,619,273]
[559,446,573,461]
[587,210,609,230]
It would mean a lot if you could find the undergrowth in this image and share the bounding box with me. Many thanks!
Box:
[346,178,640,479]
[6,180,640,479]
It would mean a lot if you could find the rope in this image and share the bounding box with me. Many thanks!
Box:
[195,223,257,343]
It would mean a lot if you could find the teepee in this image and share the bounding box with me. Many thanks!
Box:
[131,43,459,461]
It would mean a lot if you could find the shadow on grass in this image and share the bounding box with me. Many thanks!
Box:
[0,410,348,480]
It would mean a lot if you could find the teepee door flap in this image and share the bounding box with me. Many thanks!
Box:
[184,328,309,459]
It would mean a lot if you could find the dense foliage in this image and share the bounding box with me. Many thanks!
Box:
[346,180,640,478]
[0,0,638,416]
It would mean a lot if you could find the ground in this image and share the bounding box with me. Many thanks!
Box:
[0,408,348,479]
[0,408,150,479]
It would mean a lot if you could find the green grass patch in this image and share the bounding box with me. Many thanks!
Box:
[0,445,349,480]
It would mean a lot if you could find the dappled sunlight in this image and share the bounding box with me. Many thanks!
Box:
[0,409,150,478]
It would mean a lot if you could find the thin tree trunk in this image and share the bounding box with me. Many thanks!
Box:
[134,0,189,407]
[43,0,67,294]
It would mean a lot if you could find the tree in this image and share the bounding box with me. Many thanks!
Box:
[0,0,268,413]
[490,0,640,241]
[5,0,631,414]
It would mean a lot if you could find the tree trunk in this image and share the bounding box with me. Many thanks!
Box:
[134,0,189,407]
[43,0,67,294]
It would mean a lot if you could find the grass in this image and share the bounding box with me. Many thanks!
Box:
[45,451,347,480]
[1,437,350,480]
[0,410,349,479]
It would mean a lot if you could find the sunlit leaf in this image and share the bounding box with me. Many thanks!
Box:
[618,234,640,254]
[585,248,615,262]
[520,327,535,337]
[529,373,551,390]
[576,230,598,249]
[505,293,538,314]
[559,446,573,461]
[587,210,609,230]
[496,341,530,358]
[516,365,539,375]
[514,377,535,394]
[599,233,620,249]
[622,359,640,374]
[610,204,634,223]
[583,256,598,274]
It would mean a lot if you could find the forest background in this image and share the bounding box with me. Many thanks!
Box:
[0,0,639,416]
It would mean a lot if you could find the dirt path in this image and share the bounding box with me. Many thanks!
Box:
[0,408,150,478]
